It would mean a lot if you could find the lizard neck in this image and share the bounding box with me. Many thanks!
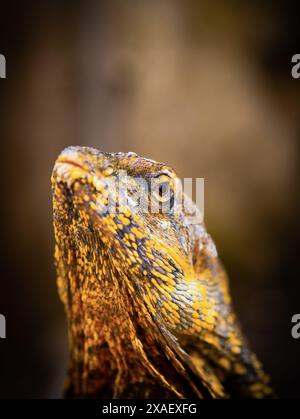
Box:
[55,227,202,399]
[63,253,143,397]
[61,243,181,398]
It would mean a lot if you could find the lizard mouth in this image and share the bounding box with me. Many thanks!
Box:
[56,158,86,171]
[53,159,90,190]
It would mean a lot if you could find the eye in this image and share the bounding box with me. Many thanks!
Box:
[157,180,171,202]
[151,174,175,212]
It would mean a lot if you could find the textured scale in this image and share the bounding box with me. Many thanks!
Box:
[51,146,272,398]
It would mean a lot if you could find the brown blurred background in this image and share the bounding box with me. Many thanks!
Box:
[0,0,299,398]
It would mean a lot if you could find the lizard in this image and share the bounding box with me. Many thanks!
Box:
[51,146,272,398]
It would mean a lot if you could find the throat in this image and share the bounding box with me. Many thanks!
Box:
[61,252,193,399]
[65,266,143,397]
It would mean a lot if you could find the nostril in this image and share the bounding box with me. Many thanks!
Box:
[102,165,114,176]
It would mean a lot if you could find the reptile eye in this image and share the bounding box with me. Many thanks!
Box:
[157,181,170,202]
[102,165,114,176]
[151,175,175,213]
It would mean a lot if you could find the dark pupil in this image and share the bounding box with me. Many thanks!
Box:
[159,182,168,197]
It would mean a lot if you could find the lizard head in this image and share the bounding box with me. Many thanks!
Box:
[52,145,207,396]
[52,146,203,293]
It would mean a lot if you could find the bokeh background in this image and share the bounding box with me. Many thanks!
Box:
[0,0,299,398]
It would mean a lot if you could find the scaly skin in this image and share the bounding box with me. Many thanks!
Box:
[51,146,271,398]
